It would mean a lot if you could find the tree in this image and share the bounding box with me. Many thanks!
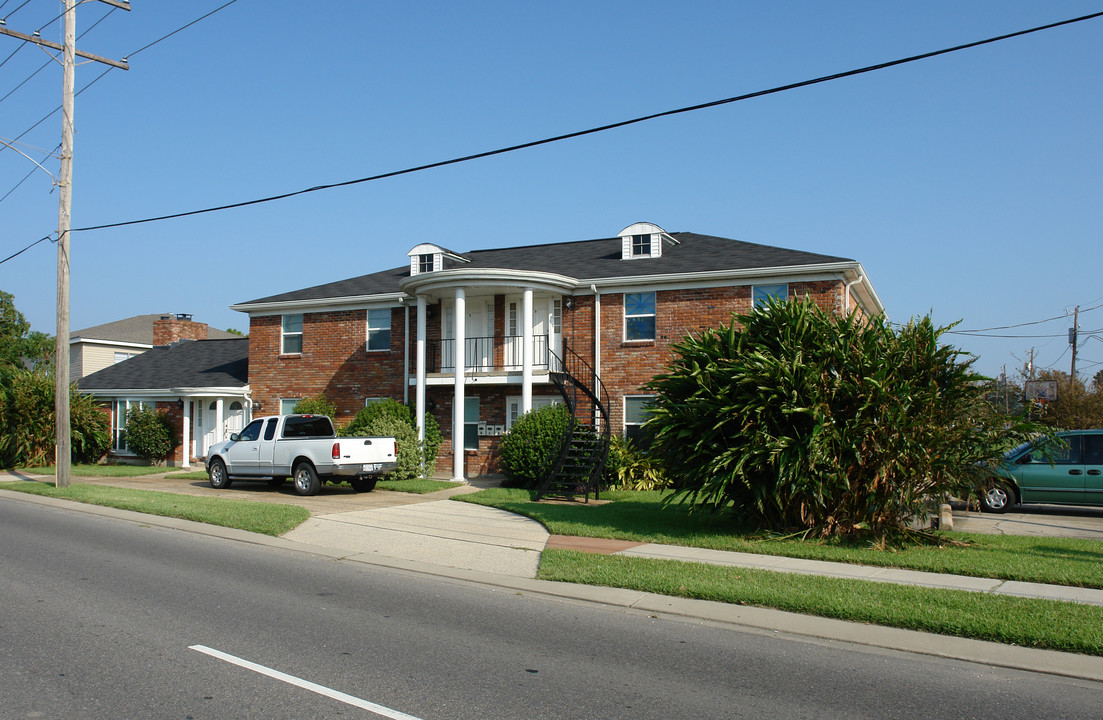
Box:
[0,290,52,374]
[645,298,1040,541]
[1030,370,1103,430]
[0,367,109,468]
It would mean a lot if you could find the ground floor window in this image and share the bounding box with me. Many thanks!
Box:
[280,398,300,414]
[111,399,154,452]
[464,397,480,450]
[623,395,656,447]
[505,395,563,431]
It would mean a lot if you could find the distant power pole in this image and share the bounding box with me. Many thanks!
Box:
[1070,306,1080,383]
[0,1,128,487]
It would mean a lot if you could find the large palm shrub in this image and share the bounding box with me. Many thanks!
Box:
[646,298,1039,540]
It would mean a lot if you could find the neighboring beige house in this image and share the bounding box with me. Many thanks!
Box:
[69,313,239,381]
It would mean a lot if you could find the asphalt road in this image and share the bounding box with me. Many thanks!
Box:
[3,499,1102,719]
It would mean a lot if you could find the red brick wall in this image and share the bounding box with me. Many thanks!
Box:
[247,280,852,475]
[248,308,408,424]
[564,281,847,435]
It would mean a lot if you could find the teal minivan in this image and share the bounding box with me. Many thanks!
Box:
[981,429,1103,513]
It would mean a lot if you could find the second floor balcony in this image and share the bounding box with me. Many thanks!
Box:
[420,335,557,374]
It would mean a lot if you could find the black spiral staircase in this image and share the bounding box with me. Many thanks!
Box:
[536,342,611,502]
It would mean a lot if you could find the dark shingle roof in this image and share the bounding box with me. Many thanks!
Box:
[70,314,239,343]
[76,338,248,392]
[241,232,852,306]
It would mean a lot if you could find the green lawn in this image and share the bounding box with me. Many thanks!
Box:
[2,481,308,536]
[540,549,1103,656]
[457,488,1103,589]
[462,487,1103,655]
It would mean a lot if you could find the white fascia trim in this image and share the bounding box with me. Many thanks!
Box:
[69,338,153,350]
[577,261,863,294]
[230,293,407,317]
[84,387,248,399]
[400,268,576,296]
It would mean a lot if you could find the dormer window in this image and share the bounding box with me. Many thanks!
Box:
[407,242,469,276]
[618,222,677,260]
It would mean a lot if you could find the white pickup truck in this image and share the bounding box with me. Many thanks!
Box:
[205,414,398,496]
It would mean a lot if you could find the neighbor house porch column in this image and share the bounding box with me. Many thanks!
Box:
[181,398,191,468]
[215,397,224,444]
[452,288,466,482]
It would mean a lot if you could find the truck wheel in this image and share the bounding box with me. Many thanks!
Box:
[292,462,321,496]
[208,459,232,489]
[351,476,378,493]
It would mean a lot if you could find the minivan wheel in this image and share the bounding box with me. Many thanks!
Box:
[980,480,1015,513]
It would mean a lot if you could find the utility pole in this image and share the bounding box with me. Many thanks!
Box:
[1070,306,1080,384]
[0,1,128,487]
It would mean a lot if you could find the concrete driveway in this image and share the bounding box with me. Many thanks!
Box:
[951,502,1103,541]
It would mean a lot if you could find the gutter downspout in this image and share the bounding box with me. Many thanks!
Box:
[844,273,864,316]
[591,283,601,429]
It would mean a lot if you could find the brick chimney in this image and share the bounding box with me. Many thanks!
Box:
[153,313,209,346]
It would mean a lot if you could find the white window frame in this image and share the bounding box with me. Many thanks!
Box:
[505,395,563,431]
[623,395,656,445]
[752,283,788,309]
[366,308,391,352]
[464,397,480,450]
[281,313,303,354]
[112,398,154,453]
[623,292,657,342]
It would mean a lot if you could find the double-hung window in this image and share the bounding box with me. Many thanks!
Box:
[752,284,788,309]
[624,395,656,447]
[624,292,656,341]
[281,313,303,354]
[464,397,480,450]
[366,308,391,351]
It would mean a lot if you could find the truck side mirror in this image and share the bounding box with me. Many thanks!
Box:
[229,433,240,442]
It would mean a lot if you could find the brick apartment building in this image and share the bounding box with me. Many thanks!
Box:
[230,223,884,481]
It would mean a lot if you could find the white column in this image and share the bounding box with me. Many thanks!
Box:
[181,399,191,469]
[215,397,225,443]
[416,295,427,444]
[452,288,466,482]
[522,288,533,414]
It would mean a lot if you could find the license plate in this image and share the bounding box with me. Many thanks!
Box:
[362,463,381,472]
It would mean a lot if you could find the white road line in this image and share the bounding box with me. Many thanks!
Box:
[189,644,424,720]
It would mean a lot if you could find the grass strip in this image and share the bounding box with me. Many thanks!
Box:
[376,478,464,494]
[2,481,309,536]
[538,548,1103,656]
[459,488,1103,589]
[15,464,171,477]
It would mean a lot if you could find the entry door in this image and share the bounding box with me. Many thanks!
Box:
[443,299,493,371]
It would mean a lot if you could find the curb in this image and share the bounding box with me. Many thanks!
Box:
[4,487,1103,683]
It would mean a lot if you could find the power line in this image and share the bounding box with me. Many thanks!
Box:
[64,9,1103,235]
[3,8,1103,262]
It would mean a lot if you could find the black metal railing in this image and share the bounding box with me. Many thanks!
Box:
[537,341,611,502]
[421,335,551,373]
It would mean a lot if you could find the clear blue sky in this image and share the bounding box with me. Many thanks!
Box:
[2,1,1101,381]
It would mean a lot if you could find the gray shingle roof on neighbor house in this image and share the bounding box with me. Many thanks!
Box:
[70,314,240,344]
[76,338,248,392]
[241,231,855,306]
